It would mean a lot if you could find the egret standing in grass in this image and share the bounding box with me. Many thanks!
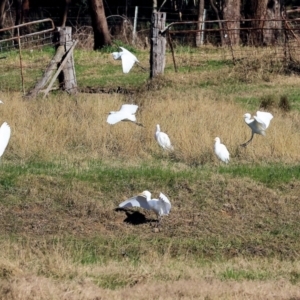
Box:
[112,47,139,73]
[241,111,273,147]
[0,122,11,158]
[107,104,143,126]
[118,190,171,225]
[155,124,174,151]
[214,137,230,163]
[0,101,11,158]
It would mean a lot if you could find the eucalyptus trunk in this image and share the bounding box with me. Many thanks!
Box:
[222,0,240,45]
[89,0,112,49]
[246,0,282,45]
[0,0,6,34]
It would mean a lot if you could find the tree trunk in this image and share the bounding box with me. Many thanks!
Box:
[0,0,6,35]
[61,0,72,27]
[246,0,282,45]
[153,0,157,12]
[264,0,282,45]
[196,0,205,47]
[222,0,240,45]
[88,0,111,50]
[14,0,22,26]
[13,0,29,36]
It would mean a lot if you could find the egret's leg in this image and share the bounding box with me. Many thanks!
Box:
[136,62,148,72]
[135,122,144,127]
[157,216,163,228]
[240,133,254,147]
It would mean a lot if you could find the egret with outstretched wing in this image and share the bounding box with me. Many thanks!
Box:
[119,190,171,224]
[241,111,273,147]
[107,104,143,126]
[112,47,139,73]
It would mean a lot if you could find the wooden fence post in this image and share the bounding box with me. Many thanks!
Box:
[26,26,77,98]
[56,27,77,94]
[150,12,166,78]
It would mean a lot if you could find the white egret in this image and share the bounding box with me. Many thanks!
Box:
[0,122,11,158]
[214,137,230,163]
[107,104,143,126]
[155,124,174,151]
[241,111,273,147]
[119,190,171,224]
[112,47,139,73]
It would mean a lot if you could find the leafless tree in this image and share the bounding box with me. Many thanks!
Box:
[209,0,225,45]
[61,0,72,27]
[13,0,29,35]
[196,0,205,46]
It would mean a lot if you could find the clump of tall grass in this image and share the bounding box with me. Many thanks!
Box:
[278,95,291,112]
[259,95,276,110]
[231,47,288,83]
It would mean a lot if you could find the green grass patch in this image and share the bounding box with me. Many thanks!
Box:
[219,164,300,187]
[0,159,206,191]
[219,267,271,281]
[75,53,148,88]
[92,273,130,290]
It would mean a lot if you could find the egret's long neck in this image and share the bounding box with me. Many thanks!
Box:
[244,117,253,125]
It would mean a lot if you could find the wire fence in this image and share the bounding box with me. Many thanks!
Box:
[0,16,300,94]
[166,18,300,65]
[0,19,56,94]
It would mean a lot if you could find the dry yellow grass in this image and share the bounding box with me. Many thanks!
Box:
[1,82,300,166]
[1,240,300,300]
[3,276,300,300]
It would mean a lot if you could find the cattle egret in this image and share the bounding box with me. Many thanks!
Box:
[119,190,171,225]
[155,124,174,151]
[107,104,143,126]
[112,47,139,73]
[0,122,11,158]
[241,111,273,147]
[214,137,230,163]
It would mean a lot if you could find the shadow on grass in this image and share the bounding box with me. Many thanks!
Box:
[116,208,157,225]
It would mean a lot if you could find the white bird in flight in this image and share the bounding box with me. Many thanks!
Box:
[0,101,11,158]
[155,124,174,151]
[119,190,171,224]
[241,111,273,147]
[112,47,139,73]
[107,104,143,126]
[214,137,230,163]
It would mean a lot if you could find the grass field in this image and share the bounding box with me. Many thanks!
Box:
[0,44,300,299]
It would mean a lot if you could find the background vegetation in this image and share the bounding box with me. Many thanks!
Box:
[0,47,300,299]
